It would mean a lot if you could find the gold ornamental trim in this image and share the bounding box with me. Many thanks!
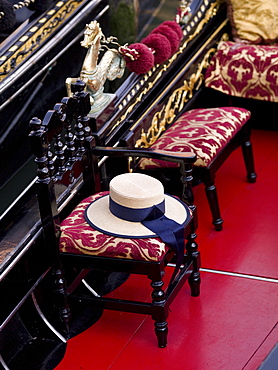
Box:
[0,0,87,83]
[135,47,217,148]
[110,0,223,133]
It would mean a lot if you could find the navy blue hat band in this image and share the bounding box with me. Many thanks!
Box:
[109,198,165,222]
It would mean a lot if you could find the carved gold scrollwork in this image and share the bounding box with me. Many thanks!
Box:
[135,47,216,148]
[0,0,86,82]
[108,0,223,136]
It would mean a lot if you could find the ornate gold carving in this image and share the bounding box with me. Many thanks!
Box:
[0,0,87,83]
[221,33,229,42]
[135,47,216,148]
[109,0,223,133]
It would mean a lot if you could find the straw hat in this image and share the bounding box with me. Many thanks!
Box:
[85,173,190,238]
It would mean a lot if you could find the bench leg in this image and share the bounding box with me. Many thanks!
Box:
[241,138,257,183]
[205,180,223,231]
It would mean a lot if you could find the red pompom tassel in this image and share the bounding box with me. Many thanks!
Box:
[141,33,171,64]
[119,43,154,75]
[151,24,180,55]
[161,21,183,41]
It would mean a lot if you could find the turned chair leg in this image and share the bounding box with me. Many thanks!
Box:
[188,245,201,297]
[241,138,257,183]
[151,280,168,348]
[204,180,223,231]
[186,219,201,297]
[54,267,71,335]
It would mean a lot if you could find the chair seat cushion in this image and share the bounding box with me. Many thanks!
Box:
[205,41,278,102]
[139,107,250,169]
[59,191,171,262]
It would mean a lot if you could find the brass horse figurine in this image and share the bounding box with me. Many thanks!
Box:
[66,21,126,114]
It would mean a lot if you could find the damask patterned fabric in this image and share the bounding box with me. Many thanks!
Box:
[227,0,278,44]
[59,192,171,261]
[138,107,250,168]
[204,41,278,102]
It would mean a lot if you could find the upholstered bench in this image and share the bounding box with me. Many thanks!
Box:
[138,107,256,230]
[205,41,278,102]
[205,0,278,103]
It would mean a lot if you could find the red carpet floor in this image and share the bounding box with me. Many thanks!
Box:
[55,129,278,370]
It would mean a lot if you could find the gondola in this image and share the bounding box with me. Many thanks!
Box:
[0,0,111,212]
[1,0,277,369]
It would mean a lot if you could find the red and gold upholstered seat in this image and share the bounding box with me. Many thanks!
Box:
[59,191,172,261]
[205,41,278,102]
[139,107,251,169]
[137,106,256,231]
[204,0,278,102]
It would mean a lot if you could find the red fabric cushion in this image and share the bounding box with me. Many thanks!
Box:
[139,107,250,169]
[59,192,171,261]
[205,41,278,102]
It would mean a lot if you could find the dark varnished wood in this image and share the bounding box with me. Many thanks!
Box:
[0,0,109,192]
[26,78,200,348]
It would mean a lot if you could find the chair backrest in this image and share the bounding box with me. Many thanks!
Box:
[28,80,97,251]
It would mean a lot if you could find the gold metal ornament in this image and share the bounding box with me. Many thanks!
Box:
[65,21,126,114]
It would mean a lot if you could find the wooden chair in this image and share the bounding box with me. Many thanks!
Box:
[29,81,200,348]
[132,106,257,231]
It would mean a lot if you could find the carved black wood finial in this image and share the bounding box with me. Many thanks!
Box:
[29,117,50,183]
[71,79,86,94]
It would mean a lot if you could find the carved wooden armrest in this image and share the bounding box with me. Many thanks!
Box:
[92,146,196,206]
[92,146,196,164]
